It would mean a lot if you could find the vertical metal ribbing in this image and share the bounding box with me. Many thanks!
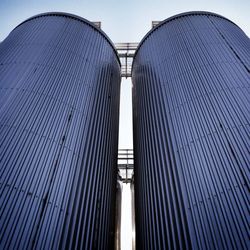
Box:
[132,12,250,250]
[0,13,120,250]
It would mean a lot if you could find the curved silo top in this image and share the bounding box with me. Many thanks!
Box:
[14,12,120,65]
[133,11,242,67]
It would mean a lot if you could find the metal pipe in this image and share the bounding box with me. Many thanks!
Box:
[114,180,123,250]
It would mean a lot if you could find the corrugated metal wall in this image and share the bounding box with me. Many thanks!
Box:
[0,13,121,249]
[132,11,250,250]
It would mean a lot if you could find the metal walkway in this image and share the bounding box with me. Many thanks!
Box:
[117,149,134,183]
[115,21,160,78]
[115,43,138,78]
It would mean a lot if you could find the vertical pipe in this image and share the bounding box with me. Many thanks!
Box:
[115,180,123,250]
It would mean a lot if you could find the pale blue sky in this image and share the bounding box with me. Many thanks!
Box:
[0,0,249,149]
[0,0,249,42]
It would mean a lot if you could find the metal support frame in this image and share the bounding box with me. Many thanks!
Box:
[152,21,161,28]
[115,43,138,78]
[117,149,134,183]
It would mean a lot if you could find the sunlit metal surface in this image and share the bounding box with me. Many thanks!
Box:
[0,12,120,249]
[132,11,250,250]
[120,184,133,250]
[131,182,136,250]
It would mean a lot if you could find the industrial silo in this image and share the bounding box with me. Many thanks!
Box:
[132,11,249,249]
[0,12,120,249]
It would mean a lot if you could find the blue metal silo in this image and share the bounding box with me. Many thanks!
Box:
[132,11,250,250]
[0,12,120,249]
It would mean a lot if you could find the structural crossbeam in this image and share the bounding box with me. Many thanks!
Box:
[117,149,134,183]
[115,43,138,78]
